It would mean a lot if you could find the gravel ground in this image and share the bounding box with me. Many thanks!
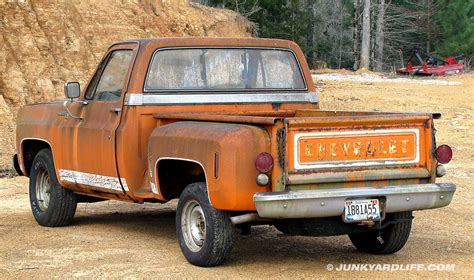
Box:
[312,73,463,85]
[0,73,472,279]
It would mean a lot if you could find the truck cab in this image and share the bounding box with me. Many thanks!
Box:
[15,37,455,267]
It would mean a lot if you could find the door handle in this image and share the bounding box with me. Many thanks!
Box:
[58,112,69,119]
[111,108,121,114]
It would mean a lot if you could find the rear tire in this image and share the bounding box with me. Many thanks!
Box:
[29,149,77,227]
[273,222,290,234]
[176,182,234,267]
[348,211,412,254]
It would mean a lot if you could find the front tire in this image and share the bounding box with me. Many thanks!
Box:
[29,149,77,227]
[176,182,234,267]
[348,211,412,254]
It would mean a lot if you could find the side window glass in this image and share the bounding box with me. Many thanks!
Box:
[85,58,107,99]
[92,50,133,101]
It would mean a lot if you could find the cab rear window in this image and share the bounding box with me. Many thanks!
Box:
[144,48,306,91]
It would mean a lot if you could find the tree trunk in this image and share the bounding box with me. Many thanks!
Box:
[374,0,385,72]
[353,0,362,70]
[370,1,376,68]
[359,0,371,69]
[306,1,317,69]
[426,0,433,53]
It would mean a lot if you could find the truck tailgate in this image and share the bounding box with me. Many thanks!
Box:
[284,111,434,185]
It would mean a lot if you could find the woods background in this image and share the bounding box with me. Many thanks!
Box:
[195,0,473,71]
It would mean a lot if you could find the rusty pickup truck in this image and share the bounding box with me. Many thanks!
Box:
[15,37,455,267]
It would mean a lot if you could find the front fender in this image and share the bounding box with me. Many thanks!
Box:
[148,121,271,210]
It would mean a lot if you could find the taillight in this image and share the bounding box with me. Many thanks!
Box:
[435,144,452,164]
[255,152,273,173]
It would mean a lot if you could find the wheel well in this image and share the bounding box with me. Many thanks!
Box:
[157,159,206,200]
[21,139,51,176]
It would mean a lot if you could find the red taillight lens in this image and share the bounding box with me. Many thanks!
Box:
[435,144,452,164]
[255,152,273,173]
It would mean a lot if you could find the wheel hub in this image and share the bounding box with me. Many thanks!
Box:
[181,200,206,252]
[35,169,51,211]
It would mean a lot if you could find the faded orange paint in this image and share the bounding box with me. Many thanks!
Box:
[16,37,439,211]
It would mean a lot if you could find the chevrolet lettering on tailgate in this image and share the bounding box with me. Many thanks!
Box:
[295,129,419,169]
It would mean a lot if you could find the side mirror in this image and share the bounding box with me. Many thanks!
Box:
[64,82,80,99]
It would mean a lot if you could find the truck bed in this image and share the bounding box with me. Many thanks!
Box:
[154,109,436,190]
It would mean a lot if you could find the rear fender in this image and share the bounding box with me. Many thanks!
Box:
[148,121,271,210]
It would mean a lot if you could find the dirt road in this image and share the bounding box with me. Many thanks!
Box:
[1,73,472,278]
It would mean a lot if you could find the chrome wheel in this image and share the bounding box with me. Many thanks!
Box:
[181,200,206,252]
[35,168,51,212]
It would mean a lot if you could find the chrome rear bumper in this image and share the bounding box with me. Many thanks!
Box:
[254,183,456,219]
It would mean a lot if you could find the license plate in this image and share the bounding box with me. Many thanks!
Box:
[344,199,381,222]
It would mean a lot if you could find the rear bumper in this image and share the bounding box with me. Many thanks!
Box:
[254,183,456,219]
